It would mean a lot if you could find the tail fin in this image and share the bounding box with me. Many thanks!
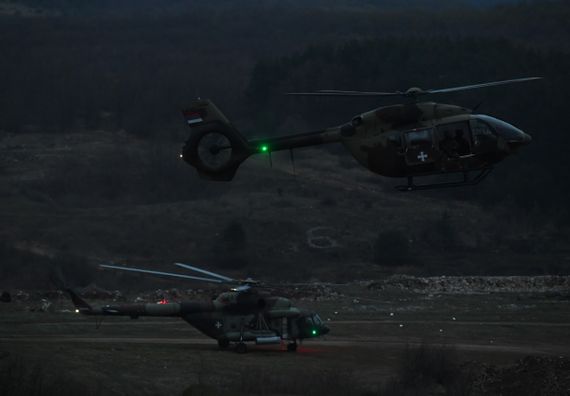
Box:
[181,99,252,181]
[66,289,93,314]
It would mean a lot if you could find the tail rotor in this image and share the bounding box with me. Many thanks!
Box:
[181,100,252,181]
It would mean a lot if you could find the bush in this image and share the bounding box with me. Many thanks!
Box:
[0,357,101,396]
[222,221,247,252]
[235,366,359,396]
[380,343,476,396]
[373,230,412,267]
[210,220,249,270]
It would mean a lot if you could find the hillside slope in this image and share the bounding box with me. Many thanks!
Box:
[1,131,567,289]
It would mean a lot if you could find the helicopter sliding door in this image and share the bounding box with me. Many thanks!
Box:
[404,128,436,166]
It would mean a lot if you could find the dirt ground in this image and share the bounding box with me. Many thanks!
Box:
[1,286,569,395]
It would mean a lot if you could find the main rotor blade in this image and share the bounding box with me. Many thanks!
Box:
[100,264,224,284]
[427,77,543,94]
[285,90,400,97]
[173,262,234,282]
[286,77,542,98]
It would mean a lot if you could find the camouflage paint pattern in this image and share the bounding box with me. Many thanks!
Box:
[68,288,328,346]
[181,99,531,181]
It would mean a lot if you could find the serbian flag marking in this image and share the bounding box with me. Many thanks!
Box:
[183,110,204,125]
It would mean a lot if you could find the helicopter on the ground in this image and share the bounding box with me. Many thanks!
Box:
[181,77,539,191]
[67,262,329,353]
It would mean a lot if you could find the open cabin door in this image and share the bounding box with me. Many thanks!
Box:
[404,128,436,166]
[436,121,473,158]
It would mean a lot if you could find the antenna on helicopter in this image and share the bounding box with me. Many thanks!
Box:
[290,148,296,175]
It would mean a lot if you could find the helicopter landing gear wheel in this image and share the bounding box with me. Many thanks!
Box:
[287,342,297,352]
[235,342,248,354]
[218,339,230,349]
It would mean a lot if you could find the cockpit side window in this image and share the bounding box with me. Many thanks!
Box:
[405,128,432,147]
[403,128,436,165]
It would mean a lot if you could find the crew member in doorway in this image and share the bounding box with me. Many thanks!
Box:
[455,130,470,156]
[440,130,459,158]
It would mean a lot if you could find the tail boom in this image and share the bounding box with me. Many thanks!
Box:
[181,99,341,181]
[67,289,215,319]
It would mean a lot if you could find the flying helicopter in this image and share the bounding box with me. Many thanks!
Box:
[66,262,329,353]
[180,77,540,191]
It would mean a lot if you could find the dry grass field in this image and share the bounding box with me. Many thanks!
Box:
[1,285,569,395]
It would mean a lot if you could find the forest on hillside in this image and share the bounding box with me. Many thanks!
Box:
[1,1,569,212]
[1,0,569,132]
[0,0,529,16]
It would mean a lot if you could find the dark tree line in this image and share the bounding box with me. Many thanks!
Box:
[0,1,569,135]
[0,0,569,216]
[2,0,531,16]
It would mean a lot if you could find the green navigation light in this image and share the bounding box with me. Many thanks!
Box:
[260,145,269,153]
[311,329,317,336]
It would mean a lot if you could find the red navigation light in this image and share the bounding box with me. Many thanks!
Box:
[157,298,169,305]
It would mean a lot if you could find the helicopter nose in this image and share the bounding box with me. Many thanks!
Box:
[498,122,530,146]
[522,132,532,144]
[508,130,532,149]
[320,325,330,335]
[476,115,531,149]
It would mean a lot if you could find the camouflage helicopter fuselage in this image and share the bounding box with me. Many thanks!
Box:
[181,99,531,188]
[337,101,530,177]
[69,288,328,352]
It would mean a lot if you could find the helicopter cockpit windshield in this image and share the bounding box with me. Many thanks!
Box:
[312,314,323,325]
[475,115,531,147]
[298,313,329,337]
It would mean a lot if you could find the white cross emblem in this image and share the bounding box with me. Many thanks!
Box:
[417,151,428,162]
[214,321,223,329]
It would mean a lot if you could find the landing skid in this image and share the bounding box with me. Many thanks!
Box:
[396,168,493,192]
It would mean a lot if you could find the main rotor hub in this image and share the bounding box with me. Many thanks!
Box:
[404,87,425,97]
